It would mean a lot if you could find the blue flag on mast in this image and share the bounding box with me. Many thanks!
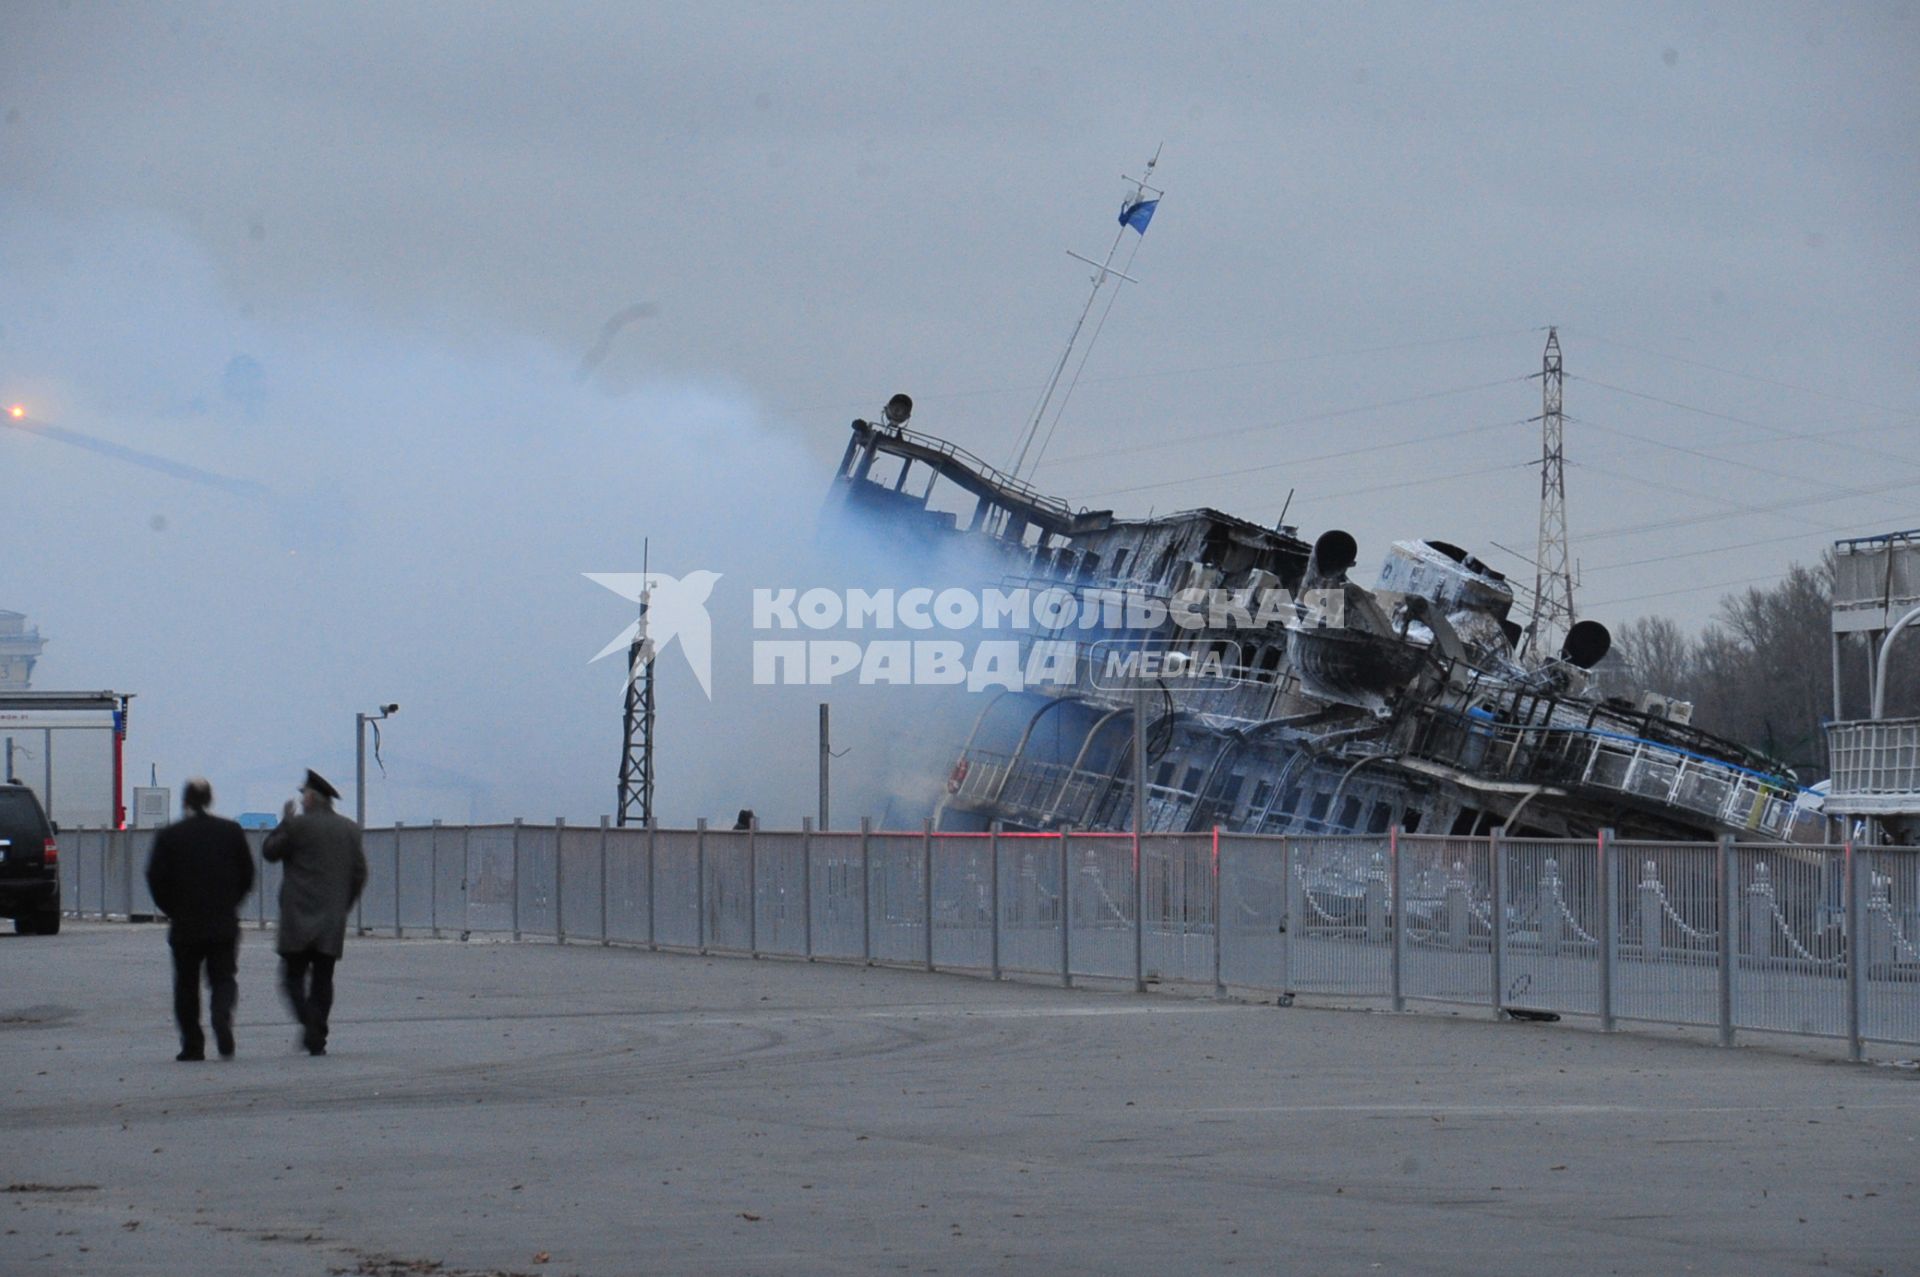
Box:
[1118,197,1158,234]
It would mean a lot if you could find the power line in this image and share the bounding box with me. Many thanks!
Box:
[1261,458,1532,509]
[1040,377,1523,469]
[789,327,1539,420]
[1570,376,1920,472]
[1568,413,1920,518]
[1073,416,1527,501]
[1577,471,1920,545]
[1561,328,1920,420]
[1583,518,1901,575]
[1586,569,1793,610]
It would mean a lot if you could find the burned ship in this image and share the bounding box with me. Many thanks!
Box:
[830,395,1816,844]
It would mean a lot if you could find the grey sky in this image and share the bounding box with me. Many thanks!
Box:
[3,3,1916,823]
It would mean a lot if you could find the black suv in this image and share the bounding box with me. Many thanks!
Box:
[0,782,61,935]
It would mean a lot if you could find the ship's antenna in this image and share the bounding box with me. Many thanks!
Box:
[1524,328,1577,659]
[1006,147,1164,481]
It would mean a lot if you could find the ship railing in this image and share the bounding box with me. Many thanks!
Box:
[946,747,1198,830]
[1407,709,1802,839]
[1826,718,1920,812]
[867,422,1074,522]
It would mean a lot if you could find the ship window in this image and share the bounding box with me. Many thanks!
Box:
[1448,807,1481,836]
[1366,802,1392,834]
[1338,797,1363,830]
[1078,552,1101,582]
[1308,793,1330,824]
[1181,765,1206,795]
[1401,809,1422,834]
[1250,781,1273,813]
[1256,645,1284,673]
[1279,785,1302,815]
[1111,548,1131,578]
[1155,762,1177,790]
[1221,773,1247,808]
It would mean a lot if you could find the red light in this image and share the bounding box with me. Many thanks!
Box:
[43,837,58,865]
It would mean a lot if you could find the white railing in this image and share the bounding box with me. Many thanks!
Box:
[1827,718,1920,813]
[55,824,1920,1056]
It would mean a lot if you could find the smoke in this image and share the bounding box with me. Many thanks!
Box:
[0,200,1013,828]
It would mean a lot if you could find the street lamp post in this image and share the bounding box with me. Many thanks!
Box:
[355,704,399,829]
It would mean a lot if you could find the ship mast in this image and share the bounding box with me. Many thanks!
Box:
[1006,149,1164,481]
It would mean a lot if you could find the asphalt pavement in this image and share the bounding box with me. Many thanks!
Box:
[2,923,1915,1275]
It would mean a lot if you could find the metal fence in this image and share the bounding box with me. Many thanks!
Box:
[58,820,1920,1057]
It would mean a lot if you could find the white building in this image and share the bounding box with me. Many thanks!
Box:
[0,611,47,690]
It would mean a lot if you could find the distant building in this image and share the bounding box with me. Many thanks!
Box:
[0,612,47,690]
[1824,529,1920,845]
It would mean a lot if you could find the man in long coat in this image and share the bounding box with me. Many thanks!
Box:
[145,777,255,1061]
[262,769,367,1056]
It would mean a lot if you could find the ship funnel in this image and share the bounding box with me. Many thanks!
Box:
[1306,530,1359,582]
[1559,619,1612,670]
[883,393,914,426]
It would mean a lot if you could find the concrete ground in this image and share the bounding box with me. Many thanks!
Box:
[2,924,1916,1277]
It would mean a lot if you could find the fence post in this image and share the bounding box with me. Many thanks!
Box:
[1390,826,1406,1012]
[1133,831,1148,995]
[1717,835,1734,1047]
[646,817,658,951]
[393,820,405,938]
[1060,827,1074,989]
[1490,827,1507,1013]
[696,817,708,955]
[599,815,610,947]
[989,822,1003,981]
[1599,828,1616,1033]
[748,817,760,959]
[860,817,872,965]
[555,817,567,945]
[1365,853,1388,943]
[1445,861,1469,951]
[1845,840,1864,1063]
[430,819,442,939]
[922,819,935,973]
[255,832,266,931]
[1636,858,1662,961]
[107,833,117,924]
[1212,827,1225,998]
[460,824,472,941]
[1279,835,1291,993]
[511,818,523,943]
[802,816,815,961]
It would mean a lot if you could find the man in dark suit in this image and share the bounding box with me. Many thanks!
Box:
[263,769,367,1056]
[145,778,256,1061]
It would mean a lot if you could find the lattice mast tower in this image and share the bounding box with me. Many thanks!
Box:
[1528,327,1577,658]
[616,546,656,827]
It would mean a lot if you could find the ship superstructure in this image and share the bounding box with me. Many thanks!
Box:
[830,398,1814,844]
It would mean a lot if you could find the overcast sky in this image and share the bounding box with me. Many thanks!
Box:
[3,2,1916,823]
